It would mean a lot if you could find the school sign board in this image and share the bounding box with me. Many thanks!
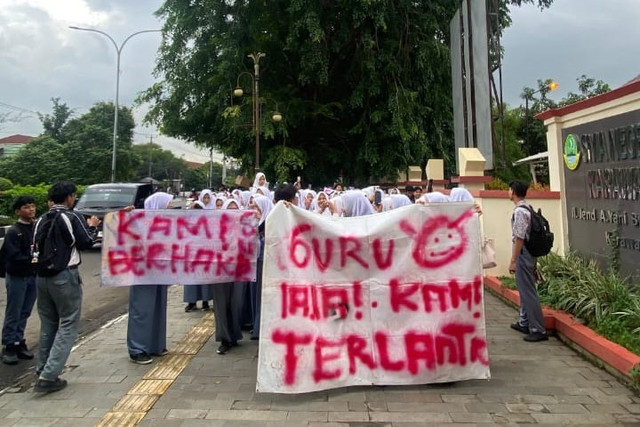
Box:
[257,203,490,393]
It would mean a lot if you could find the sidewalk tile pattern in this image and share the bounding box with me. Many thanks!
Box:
[0,285,636,426]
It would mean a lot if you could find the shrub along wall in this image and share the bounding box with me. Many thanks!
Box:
[500,251,640,355]
[0,184,85,226]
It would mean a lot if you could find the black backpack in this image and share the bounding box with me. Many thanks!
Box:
[520,205,554,257]
[34,210,71,277]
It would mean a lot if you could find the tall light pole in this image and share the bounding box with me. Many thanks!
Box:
[248,53,265,173]
[69,26,161,182]
[233,53,282,174]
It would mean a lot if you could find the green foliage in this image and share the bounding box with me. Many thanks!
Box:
[262,145,307,185]
[536,251,640,355]
[0,101,137,185]
[0,136,70,185]
[558,74,611,107]
[0,184,87,221]
[131,143,190,182]
[38,97,73,140]
[486,177,509,190]
[140,0,553,186]
[518,74,611,158]
[0,177,13,191]
[492,105,531,182]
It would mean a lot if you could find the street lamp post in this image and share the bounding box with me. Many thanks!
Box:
[248,52,265,173]
[69,26,161,182]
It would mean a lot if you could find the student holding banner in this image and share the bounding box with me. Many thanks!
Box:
[248,194,273,340]
[183,191,214,312]
[127,192,172,365]
[211,199,247,354]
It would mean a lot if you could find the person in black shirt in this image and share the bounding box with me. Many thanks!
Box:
[1,196,38,365]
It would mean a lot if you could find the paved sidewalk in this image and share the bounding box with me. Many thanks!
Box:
[0,287,638,426]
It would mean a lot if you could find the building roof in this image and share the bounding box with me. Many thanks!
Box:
[185,160,204,169]
[0,134,35,145]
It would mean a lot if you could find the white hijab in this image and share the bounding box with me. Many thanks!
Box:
[252,194,274,226]
[449,188,474,202]
[252,172,267,189]
[198,189,215,209]
[222,199,240,210]
[314,192,332,216]
[302,189,317,211]
[420,192,450,204]
[341,190,375,217]
[389,194,413,209]
[144,192,173,210]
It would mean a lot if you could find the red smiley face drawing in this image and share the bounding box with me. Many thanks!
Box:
[400,210,473,268]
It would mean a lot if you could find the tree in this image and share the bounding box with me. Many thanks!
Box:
[0,101,139,185]
[519,74,611,157]
[0,136,70,185]
[559,74,611,107]
[492,105,532,183]
[38,98,73,140]
[131,143,190,182]
[140,0,553,186]
[60,102,138,182]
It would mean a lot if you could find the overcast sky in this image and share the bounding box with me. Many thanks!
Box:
[1,0,638,164]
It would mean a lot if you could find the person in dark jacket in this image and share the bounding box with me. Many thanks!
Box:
[33,181,100,393]
[1,195,38,365]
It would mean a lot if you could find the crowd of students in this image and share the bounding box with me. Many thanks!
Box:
[0,174,545,394]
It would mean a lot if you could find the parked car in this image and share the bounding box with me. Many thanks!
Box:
[74,183,154,243]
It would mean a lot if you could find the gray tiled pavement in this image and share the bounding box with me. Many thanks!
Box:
[0,285,638,426]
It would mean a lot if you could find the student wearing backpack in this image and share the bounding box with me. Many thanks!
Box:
[33,181,100,393]
[508,180,548,342]
[1,195,38,365]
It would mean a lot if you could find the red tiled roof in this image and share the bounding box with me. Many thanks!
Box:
[185,161,204,169]
[0,134,35,145]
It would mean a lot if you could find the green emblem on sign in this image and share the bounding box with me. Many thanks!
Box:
[563,134,580,170]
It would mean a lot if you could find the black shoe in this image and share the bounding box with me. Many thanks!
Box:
[523,332,549,342]
[201,301,210,311]
[129,353,153,364]
[231,341,239,347]
[510,322,529,334]
[34,377,67,393]
[152,349,169,356]
[16,341,34,360]
[185,303,197,312]
[2,345,18,365]
[217,342,230,355]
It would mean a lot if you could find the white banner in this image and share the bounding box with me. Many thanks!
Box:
[257,202,490,393]
[101,209,258,286]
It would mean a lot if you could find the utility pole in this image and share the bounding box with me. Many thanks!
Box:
[148,135,154,177]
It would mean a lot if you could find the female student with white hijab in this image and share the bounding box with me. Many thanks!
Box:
[251,172,267,190]
[198,189,215,210]
[247,194,274,340]
[341,190,375,217]
[183,194,215,312]
[127,192,173,365]
[211,199,247,354]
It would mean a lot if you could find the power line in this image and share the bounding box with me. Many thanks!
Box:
[0,101,40,116]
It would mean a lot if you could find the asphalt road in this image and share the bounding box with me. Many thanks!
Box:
[0,245,130,390]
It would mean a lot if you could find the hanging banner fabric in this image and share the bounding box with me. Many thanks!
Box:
[101,209,258,286]
[257,202,490,393]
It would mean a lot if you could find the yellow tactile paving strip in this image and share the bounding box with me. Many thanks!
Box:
[95,311,215,427]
